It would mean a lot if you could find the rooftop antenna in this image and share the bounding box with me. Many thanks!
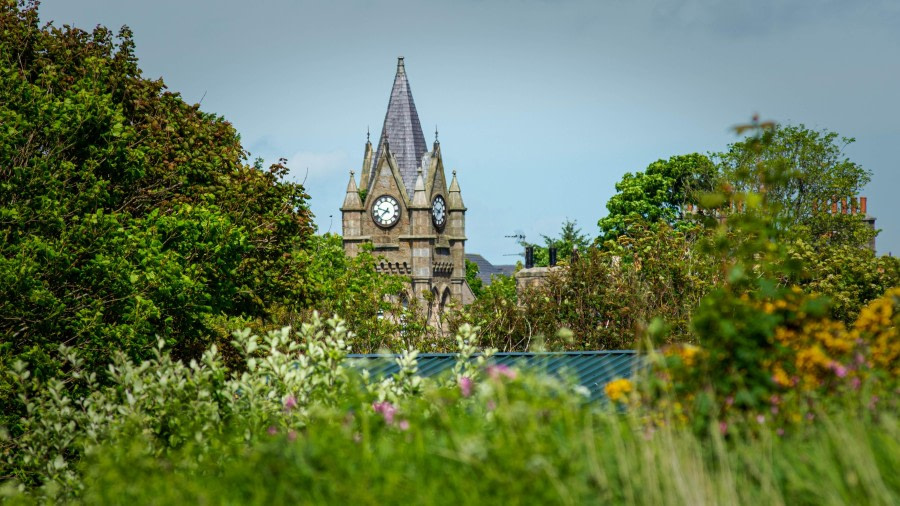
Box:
[503,233,527,257]
[366,126,370,143]
[434,125,439,144]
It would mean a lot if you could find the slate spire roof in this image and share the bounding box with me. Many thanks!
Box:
[371,57,428,195]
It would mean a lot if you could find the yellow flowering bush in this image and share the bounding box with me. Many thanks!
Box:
[638,286,899,433]
[604,378,634,403]
[854,287,900,377]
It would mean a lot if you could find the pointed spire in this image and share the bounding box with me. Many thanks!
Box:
[360,134,374,191]
[342,170,363,210]
[372,57,428,196]
[448,169,465,210]
[412,166,428,207]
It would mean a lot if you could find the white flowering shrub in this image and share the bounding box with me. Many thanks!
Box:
[0,314,507,499]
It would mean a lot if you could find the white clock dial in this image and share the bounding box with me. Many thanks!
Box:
[371,195,400,227]
[432,195,446,229]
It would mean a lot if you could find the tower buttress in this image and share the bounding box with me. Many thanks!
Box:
[447,170,468,301]
[341,171,364,256]
[409,167,433,299]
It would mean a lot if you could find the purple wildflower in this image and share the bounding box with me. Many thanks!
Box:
[719,421,728,435]
[487,364,517,380]
[284,395,298,411]
[459,376,474,397]
[830,362,848,378]
[397,420,410,431]
[287,429,297,442]
[372,401,397,424]
[267,425,278,436]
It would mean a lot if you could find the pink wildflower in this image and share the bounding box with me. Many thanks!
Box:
[806,412,815,421]
[850,376,861,390]
[725,396,734,407]
[287,429,297,442]
[756,414,765,424]
[459,376,474,397]
[284,395,298,411]
[397,420,410,431]
[486,399,497,411]
[869,395,880,410]
[487,364,517,380]
[830,362,847,378]
[719,421,728,435]
[776,428,785,437]
[267,425,278,436]
[372,401,397,424]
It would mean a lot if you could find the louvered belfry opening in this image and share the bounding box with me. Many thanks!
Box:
[370,56,428,195]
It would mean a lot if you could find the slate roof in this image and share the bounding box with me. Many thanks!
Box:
[347,351,641,402]
[465,253,516,286]
[371,57,428,195]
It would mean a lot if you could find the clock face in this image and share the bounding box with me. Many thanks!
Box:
[371,195,400,228]
[432,195,447,229]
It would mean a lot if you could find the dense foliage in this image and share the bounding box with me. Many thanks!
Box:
[1,315,897,504]
[0,4,898,504]
[598,153,717,240]
[0,2,314,424]
[454,222,713,350]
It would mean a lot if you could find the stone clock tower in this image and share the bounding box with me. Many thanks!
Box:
[341,57,473,316]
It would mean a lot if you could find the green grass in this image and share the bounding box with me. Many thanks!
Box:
[67,399,899,505]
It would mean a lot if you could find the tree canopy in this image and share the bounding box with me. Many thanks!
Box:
[0,2,315,393]
[598,153,717,240]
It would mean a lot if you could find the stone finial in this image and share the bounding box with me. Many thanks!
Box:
[448,169,465,210]
[412,166,428,207]
[397,56,405,73]
[342,170,362,210]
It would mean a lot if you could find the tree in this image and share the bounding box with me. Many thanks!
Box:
[465,259,484,298]
[0,1,315,420]
[521,218,591,267]
[598,154,717,240]
[715,124,874,248]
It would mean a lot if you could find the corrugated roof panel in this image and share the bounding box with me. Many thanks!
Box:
[346,351,641,401]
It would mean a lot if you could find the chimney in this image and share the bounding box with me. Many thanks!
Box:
[525,246,534,269]
[841,198,848,214]
[861,197,868,215]
[831,199,838,215]
[549,247,557,267]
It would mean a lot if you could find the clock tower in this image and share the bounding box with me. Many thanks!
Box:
[341,57,473,320]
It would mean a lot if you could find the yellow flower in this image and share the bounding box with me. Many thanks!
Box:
[604,378,633,403]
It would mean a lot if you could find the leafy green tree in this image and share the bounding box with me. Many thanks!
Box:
[465,259,484,298]
[598,154,717,240]
[521,218,591,267]
[0,2,315,420]
[293,234,436,352]
[789,240,900,324]
[715,124,874,248]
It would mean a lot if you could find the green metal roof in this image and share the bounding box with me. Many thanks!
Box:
[347,351,640,402]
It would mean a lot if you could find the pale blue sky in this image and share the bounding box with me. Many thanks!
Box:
[40,0,900,263]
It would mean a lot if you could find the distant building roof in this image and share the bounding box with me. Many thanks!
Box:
[371,57,427,195]
[348,351,640,402]
[466,253,515,286]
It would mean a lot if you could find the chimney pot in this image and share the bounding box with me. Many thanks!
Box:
[861,197,868,214]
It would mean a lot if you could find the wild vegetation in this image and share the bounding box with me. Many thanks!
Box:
[1,3,897,504]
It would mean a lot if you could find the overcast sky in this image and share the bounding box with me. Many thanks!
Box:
[40,0,900,263]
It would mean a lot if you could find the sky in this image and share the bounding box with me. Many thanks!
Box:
[40,0,900,264]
